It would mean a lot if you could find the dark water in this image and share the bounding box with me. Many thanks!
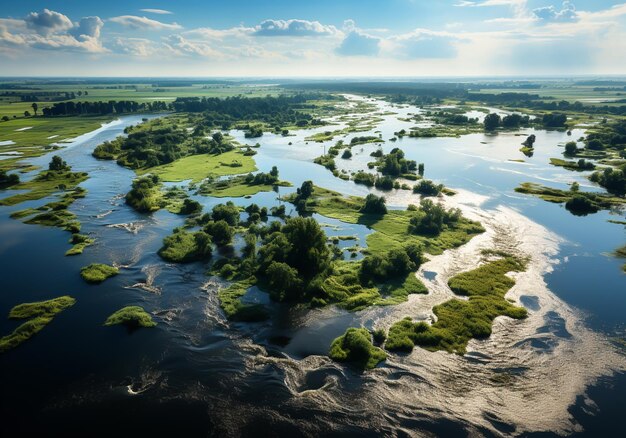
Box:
[0,101,624,437]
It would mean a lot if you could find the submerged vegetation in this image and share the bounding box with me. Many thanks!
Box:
[0,296,76,353]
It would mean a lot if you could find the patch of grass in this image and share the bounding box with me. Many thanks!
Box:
[319,263,428,311]
[0,115,111,151]
[80,263,119,284]
[386,256,528,354]
[198,175,290,198]
[329,327,387,370]
[294,186,484,256]
[0,296,76,353]
[104,306,156,328]
[217,278,269,322]
[65,233,94,256]
[137,150,257,183]
[515,182,624,213]
[0,169,88,206]
[158,229,212,263]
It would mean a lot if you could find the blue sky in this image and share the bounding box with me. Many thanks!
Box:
[1,1,625,76]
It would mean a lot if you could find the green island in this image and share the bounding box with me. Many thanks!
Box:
[0,155,88,206]
[329,327,387,370]
[197,167,291,198]
[0,296,76,353]
[80,263,119,284]
[104,306,156,328]
[184,181,484,321]
[384,253,528,354]
[515,182,623,215]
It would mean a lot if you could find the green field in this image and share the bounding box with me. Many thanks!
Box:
[137,150,257,183]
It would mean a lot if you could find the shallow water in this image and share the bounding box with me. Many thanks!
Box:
[0,98,624,436]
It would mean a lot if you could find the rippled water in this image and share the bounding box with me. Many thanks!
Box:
[0,97,624,436]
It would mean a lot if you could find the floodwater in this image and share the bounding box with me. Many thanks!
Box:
[0,96,624,437]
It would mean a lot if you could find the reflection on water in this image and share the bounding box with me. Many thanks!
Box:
[0,98,624,436]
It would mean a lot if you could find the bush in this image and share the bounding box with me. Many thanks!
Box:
[360,194,387,215]
[329,328,386,370]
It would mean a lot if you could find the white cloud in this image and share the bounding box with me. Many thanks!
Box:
[70,17,104,39]
[109,15,182,30]
[110,37,156,56]
[139,9,173,15]
[383,30,460,59]
[335,30,380,56]
[0,9,106,53]
[164,34,221,57]
[253,19,339,37]
[25,9,73,35]
[533,1,578,23]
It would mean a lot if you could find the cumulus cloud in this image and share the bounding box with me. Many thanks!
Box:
[384,30,459,59]
[253,19,338,37]
[533,1,578,23]
[110,37,156,56]
[335,30,380,56]
[139,9,173,15]
[109,15,182,30]
[25,9,73,35]
[70,16,104,39]
[0,9,106,53]
[164,34,221,57]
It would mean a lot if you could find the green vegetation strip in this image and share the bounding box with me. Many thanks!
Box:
[0,296,76,353]
[104,306,156,328]
[386,255,527,354]
[0,169,88,206]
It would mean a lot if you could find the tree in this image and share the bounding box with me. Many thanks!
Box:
[204,220,233,247]
[341,149,352,159]
[0,170,20,187]
[193,231,213,258]
[266,261,302,301]
[48,155,69,171]
[483,113,501,131]
[31,102,38,116]
[522,134,536,147]
[180,198,202,215]
[24,111,31,117]
[360,194,387,215]
[211,202,240,226]
[418,163,425,176]
[297,180,314,199]
[282,217,330,278]
[564,141,578,156]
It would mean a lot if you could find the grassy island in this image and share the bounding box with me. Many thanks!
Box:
[182,182,484,321]
[0,296,76,353]
[0,164,88,206]
[197,167,290,198]
[515,182,624,215]
[104,306,156,328]
[80,263,119,284]
[385,254,527,354]
[329,327,387,370]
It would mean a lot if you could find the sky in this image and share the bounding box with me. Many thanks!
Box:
[0,0,625,77]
